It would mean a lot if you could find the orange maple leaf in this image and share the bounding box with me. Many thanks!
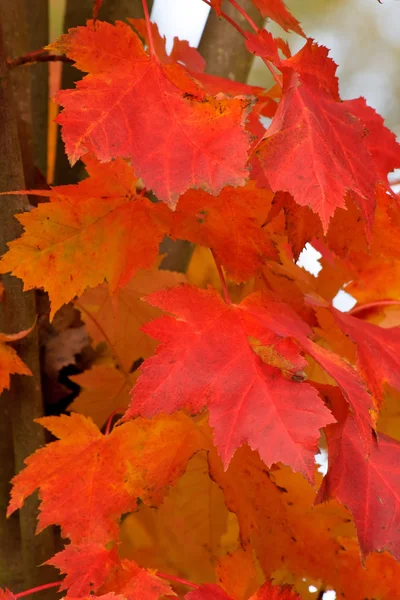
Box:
[75,268,185,373]
[100,557,174,600]
[47,543,119,596]
[0,157,168,318]
[8,413,201,544]
[167,183,277,281]
[69,362,136,428]
[0,316,33,393]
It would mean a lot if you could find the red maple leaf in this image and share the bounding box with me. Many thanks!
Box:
[237,292,375,452]
[317,392,400,561]
[250,0,304,37]
[0,590,16,600]
[100,558,173,600]
[167,182,278,281]
[129,19,206,73]
[49,20,251,207]
[333,309,400,406]
[245,30,281,64]
[256,41,380,233]
[126,284,334,481]
[342,97,400,183]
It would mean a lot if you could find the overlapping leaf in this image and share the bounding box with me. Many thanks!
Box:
[209,440,400,599]
[129,19,206,73]
[317,393,400,561]
[187,580,301,600]
[256,40,383,233]
[75,268,185,373]
[99,557,173,600]
[69,362,136,428]
[47,544,119,597]
[0,158,168,318]
[0,324,32,393]
[8,413,201,544]
[250,0,304,37]
[127,284,334,481]
[342,97,400,183]
[120,451,234,584]
[70,269,185,426]
[216,548,260,600]
[333,309,400,406]
[50,20,252,206]
[167,183,277,281]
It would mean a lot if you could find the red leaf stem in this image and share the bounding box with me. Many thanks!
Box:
[211,250,231,304]
[14,582,61,599]
[201,0,247,37]
[228,0,259,31]
[141,0,156,57]
[157,571,199,589]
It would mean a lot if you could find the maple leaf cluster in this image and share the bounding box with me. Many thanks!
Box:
[1,0,400,599]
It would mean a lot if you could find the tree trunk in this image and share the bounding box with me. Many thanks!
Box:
[198,0,263,80]
[0,3,55,594]
[24,0,49,179]
[54,0,152,185]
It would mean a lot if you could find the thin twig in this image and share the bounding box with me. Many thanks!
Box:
[228,0,259,31]
[201,0,247,36]
[8,50,72,69]
[15,582,61,599]
[348,299,400,316]
[141,0,156,57]
[157,571,199,589]
[211,249,231,304]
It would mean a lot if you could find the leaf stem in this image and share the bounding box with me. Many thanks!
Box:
[15,582,61,599]
[141,0,156,57]
[211,250,231,304]
[201,0,247,37]
[104,407,126,435]
[157,571,199,589]
[263,60,283,87]
[7,50,73,69]
[93,0,102,23]
[348,299,400,316]
[201,0,282,90]
[228,0,259,32]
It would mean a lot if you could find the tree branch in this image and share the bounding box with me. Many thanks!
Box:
[8,51,73,69]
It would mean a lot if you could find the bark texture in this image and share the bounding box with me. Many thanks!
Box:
[198,0,264,80]
[24,0,49,178]
[0,3,55,593]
